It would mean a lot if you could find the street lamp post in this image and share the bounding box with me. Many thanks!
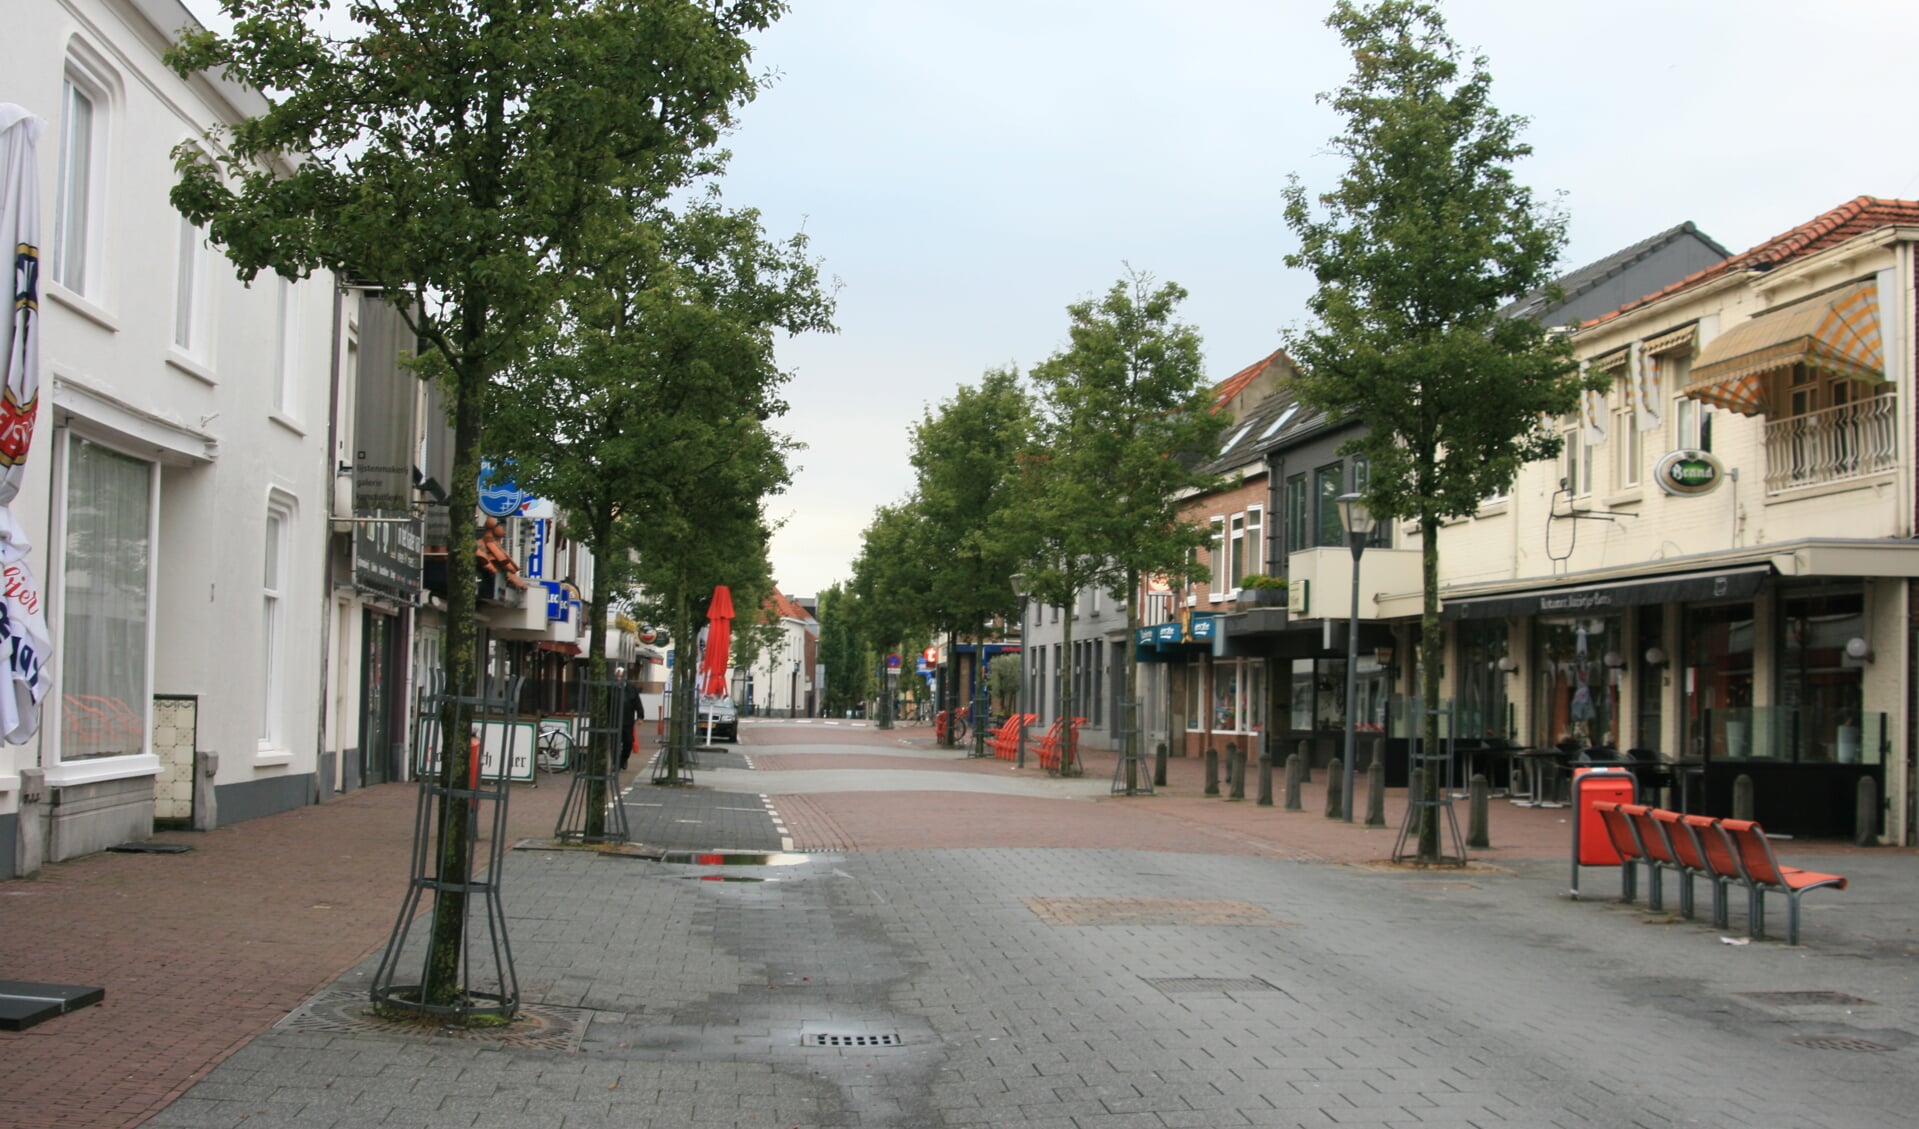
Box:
[1011,573,1028,769]
[1337,492,1376,822]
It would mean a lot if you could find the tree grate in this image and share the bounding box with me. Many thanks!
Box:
[274,990,587,1052]
[1739,991,1874,1007]
[1789,1036,1895,1052]
[803,1032,901,1048]
[1145,976,1278,995]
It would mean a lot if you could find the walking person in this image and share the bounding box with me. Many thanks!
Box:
[618,667,645,772]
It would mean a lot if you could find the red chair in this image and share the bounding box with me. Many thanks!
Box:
[1621,805,1676,912]
[1713,818,1849,945]
[1675,813,1738,930]
[1592,802,1645,903]
[1649,808,1713,921]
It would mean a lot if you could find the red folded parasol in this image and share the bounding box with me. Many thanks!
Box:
[699,585,733,698]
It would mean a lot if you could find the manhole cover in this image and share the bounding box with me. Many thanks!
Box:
[276,990,588,1052]
[802,1032,900,1048]
[1740,991,1874,1007]
[1025,897,1287,926]
[1144,977,1278,995]
[1789,1036,1895,1052]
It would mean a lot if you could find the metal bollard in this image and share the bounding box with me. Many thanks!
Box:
[1324,757,1343,819]
[1733,773,1754,822]
[1154,740,1168,787]
[1366,756,1386,828]
[1204,746,1219,796]
[1296,739,1312,783]
[1467,774,1490,848]
[1284,753,1303,811]
[1856,775,1879,847]
[1227,742,1246,800]
[1257,741,1274,806]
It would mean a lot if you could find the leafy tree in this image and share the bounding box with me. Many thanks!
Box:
[492,182,830,819]
[167,0,781,1008]
[908,368,1033,748]
[814,583,866,717]
[1281,0,1588,860]
[848,500,932,727]
[1016,271,1227,778]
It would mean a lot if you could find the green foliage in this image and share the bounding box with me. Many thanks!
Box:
[1239,574,1289,591]
[1281,1,1587,528]
[1012,269,1228,767]
[1281,0,1590,857]
[815,584,867,715]
[165,0,785,994]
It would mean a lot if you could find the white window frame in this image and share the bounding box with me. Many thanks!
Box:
[1243,504,1264,579]
[173,212,207,355]
[274,277,300,417]
[1207,516,1227,602]
[47,429,160,782]
[1612,383,1641,491]
[53,53,113,299]
[259,493,294,751]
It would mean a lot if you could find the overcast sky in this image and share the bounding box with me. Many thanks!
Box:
[185,1,1919,598]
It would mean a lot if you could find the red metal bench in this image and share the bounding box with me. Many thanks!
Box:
[1712,818,1849,945]
[1621,804,1679,913]
[1592,801,1645,903]
[1036,716,1086,775]
[990,714,1036,761]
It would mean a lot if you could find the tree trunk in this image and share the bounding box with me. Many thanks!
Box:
[1058,599,1077,774]
[424,362,484,1007]
[1418,514,1442,861]
[1124,567,1141,791]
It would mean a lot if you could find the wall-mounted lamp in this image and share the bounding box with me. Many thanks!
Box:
[1845,636,1874,663]
[1643,646,1668,668]
[1602,650,1626,671]
[1495,655,1519,675]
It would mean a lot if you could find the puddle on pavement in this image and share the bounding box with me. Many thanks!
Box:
[673,874,774,883]
[656,851,810,867]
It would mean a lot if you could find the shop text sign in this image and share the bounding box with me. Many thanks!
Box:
[1653,449,1724,497]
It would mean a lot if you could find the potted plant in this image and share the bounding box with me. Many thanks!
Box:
[1235,574,1288,609]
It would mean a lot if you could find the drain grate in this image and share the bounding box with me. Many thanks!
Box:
[1145,976,1278,995]
[1740,991,1874,1007]
[1789,1036,1895,1052]
[275,990,588,1052]
[802,1032,900,1048]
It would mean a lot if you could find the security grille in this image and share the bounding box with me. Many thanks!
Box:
[802,1032,901,1048]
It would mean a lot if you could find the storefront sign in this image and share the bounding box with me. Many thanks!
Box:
[1653,449,1725,497]
[353,511,424,601]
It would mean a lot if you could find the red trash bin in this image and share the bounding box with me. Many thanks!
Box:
[1569,766,1636,897]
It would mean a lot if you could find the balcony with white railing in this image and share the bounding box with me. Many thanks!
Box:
[1763,393,1898,494]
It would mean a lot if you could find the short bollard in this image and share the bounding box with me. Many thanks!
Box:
[1467,774,1490,848]
[1324,757,1343,819]
[1365,757,1386,828]
[1227,742,1246,800]
[1856,775,1878,847]
[1154,741,1169,787]
[1296,739,1312,783]
[1284,753,1303,811]
[1733,773,1754,821]
[1257,745,1274,807]
[1204,747,1220,796]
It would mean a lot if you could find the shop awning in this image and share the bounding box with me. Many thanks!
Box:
[1441,564,1772,621]
[1684,282,1883,415]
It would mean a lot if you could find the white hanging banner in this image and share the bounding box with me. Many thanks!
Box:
[1631,340,1661,432]
[1579,364,1607,446]
[0,105,53,743]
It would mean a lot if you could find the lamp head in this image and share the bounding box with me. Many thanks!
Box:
[1336,492,1376,538]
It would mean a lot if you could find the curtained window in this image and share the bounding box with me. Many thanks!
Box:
[60,438,153,761]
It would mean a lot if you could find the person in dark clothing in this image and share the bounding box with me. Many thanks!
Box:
[617,669,645,771]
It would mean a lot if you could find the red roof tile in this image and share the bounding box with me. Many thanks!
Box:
[1585,196,1919,328]
[761,587,812,624]
[1210,348,1295,413]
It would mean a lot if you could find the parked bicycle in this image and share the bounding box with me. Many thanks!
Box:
[536,726,572,772]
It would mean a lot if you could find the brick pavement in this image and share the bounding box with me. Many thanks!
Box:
[5,717,1913,1129]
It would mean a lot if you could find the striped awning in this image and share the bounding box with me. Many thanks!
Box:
[1684,282,1884,415]
[1643,323,1697,357]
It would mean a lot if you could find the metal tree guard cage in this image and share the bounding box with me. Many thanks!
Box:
[1391,698,1469,866]
[554,679,633,845]
[370,672,525,1021]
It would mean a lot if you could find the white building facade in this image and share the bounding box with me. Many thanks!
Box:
[2,0,333,874]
